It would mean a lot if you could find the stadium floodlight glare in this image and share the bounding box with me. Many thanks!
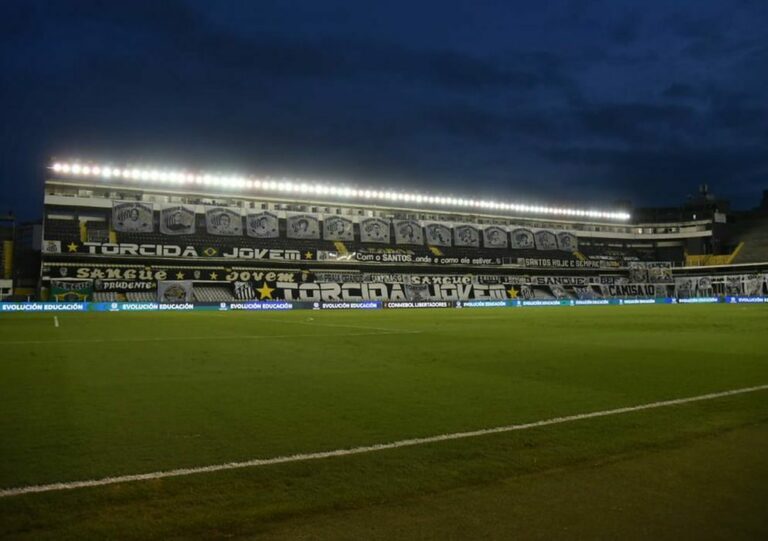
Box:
[48,161,632,221]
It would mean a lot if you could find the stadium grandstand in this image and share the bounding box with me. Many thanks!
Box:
[36,160,768,305]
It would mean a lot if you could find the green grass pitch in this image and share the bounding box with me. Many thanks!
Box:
[1,305,767,539]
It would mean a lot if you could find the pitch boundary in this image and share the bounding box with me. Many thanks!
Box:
[2,383,767,498]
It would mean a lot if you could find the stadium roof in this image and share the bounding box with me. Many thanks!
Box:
[49,161,631,222]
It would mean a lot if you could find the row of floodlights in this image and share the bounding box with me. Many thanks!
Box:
[50,162,631,221]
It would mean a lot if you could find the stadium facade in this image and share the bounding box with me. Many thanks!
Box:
[33,161,768,306]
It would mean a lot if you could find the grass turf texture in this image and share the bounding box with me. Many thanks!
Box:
[0,305,767,539]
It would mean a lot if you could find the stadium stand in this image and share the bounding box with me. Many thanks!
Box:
[33,161,767,303]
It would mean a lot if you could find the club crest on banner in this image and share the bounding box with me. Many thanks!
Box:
[323,216,354,241]
[246,212,279,238]
[360,218,391,243]
[157,280,194,302]
[483,226,508,249]
[424,223,452,247]
[113,201,154,233]
[286,213,320,239]
[206,207,242,236]
[453,225,479,247]
[394,220,424,245]
[160,205,196,235]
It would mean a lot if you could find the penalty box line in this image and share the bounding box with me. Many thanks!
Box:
[2,383,767,499]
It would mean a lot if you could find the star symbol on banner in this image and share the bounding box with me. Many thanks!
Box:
[209,272,219,280]
[304,251,313,260]
[256,282,275,300]
[507,287,519,299]
[176,272,185,280]
[67,242,78,252]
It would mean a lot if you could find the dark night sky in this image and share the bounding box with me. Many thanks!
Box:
[2,0,767,220]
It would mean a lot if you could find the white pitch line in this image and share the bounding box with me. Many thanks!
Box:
[295,320,422,334]
[2,383,767,499]
[1,330,412,346]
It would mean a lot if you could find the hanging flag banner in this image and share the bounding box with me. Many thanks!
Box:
[393,220,424,245]
[360,217,391,243]
[744,274,765,296]
[50,279,93,301]
[557,232,578,252]
[534,230,558,251]
[323,216,354,241]
[246,211,279,238]
[286,213,320,239]
[424,222,452,247]
[112,201,154,233]
[510,228,535,249]
[483,226,508,249]
[232,281,256,300]
[157,280,194,303]
[160,204,196,235]
[453,224,480,247]
[206,207,242,236]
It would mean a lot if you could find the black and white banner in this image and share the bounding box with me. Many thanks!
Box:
[600,283,659,297]
[286,213,320,239]
[248,280,513,302]
[323,215,354,241]
[393,220,424,245]
[246,211,279,238]
[483,225,508,248]
[233,281,256,300]
[510,228,535,249]
[160,204,196,235]
[112,201,154,233]
[534,230,558,251]
[206,207,242,236]
[157,280,194,303]
[424,222,452,247]
[453,224,480,247]
[557,232,578,252]
[360,217,391,243]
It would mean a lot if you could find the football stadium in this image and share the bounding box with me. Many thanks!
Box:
[1,161,767,539]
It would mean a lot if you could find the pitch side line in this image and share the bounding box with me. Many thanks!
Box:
[2,330,415,345]
[2,383,767,499]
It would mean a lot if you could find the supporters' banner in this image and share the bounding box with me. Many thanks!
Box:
[534,230,558,251]
[600,284,658,297]
[286,213,320,239]
[454,224,480,247]
[549,284,568,299]
[697,276,713,295]
[247,280,513,302]
[50,279,93,301]
[518,285,534,300]
[517,257,620,269]
[246,211,279,238]
[674,277,696,298]
[424,222,452,247]
[573,286,599,300]
[628,267,648,283]
[393,220,424,245]
[510,228,535,249]
[157,280,194,303]
[360,217,391,243]
[94,280,156,292]
[744,274,764,296]
[233,281,256,300]
[725,275,743,295]
[323,216,354,241]
[113,201,154,233]
[646,264,673,283]
[206,207,242,236]
[557,232,578,252]
[483,226,508,249]
[160,204,195,235]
